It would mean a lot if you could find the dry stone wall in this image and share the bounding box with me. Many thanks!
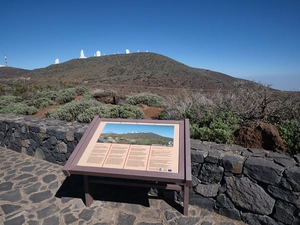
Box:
[0,114,88,164]
[0,114,300,225]
[184,141,300,225]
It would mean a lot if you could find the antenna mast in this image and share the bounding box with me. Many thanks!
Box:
[4,54,7,67]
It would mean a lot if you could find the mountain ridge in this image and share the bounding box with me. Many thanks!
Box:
[0,52,263,95]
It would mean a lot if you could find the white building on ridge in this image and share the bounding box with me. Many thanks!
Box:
[79,50,86,59]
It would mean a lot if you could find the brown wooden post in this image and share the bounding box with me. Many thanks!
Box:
[84,175,93,206]
[183,184,189,216]
[183,118,192,216]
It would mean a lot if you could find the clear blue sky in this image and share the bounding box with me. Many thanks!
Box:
[0,0,299,91]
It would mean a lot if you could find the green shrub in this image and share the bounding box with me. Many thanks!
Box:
[36,90,59,101]
[277,119,300,154]
[0,86,5,95]
[183,107,201,124]
[28,84,46,93]
[0,96,22,110]
[108,104,145,119]
[45,107,72,121]
[0,102,37,115]
[45,98,107,122]
[55,88,77,104]
[157,110,169,120]
[12,84,28,96]
[77,106,109,123]
[190,111,239,144]
[31,98,54,109]
[105,89,117,95]
[75,86,90,96]
[126,93,165,107]
[82,91,93,99]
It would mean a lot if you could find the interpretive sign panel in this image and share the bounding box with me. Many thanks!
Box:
[62,117,191,215]
[77,121,180,173]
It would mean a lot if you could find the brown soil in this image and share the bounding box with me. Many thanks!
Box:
[136,104,164,120]
[33,104,57,118]
[233,121,288,153]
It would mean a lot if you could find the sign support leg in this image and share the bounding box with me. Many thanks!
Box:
[183,183,189,216]
[84,175,94,206]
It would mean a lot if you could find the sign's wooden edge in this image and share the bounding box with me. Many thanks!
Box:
[63,117,190,184]
[184,118,192,186]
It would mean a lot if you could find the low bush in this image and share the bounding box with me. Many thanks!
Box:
[75,86,90,96]
[12,84,28,96]
[277,119,300,154]
[108,104,145,119]
[0,86,5,95]
[83,91,93,100]
[55,88,77,104]
[126,93,165,107]
[31,98,54,109]
[189,111,239,144]
[0,103,37,115]
[157,110,168,120]
[77,106,109,123]
[160,91,213,122]
[105,89,118,95]
[0,96,23,110]
[45,98,107,122]
[36,91,59,101]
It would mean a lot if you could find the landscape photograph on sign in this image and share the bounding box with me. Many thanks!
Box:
[98,123,174,146]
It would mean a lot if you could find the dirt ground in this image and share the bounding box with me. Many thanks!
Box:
[34,104,57,118]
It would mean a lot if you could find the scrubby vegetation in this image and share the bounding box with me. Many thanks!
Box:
[45,98,105,122]
[0,82,299,153]
[189,111,239,144]
[55,88,77,104]
[0,95,38,115]
[126,93,165,107]
[46,99,145,122]
[35,91,58,101]
[277,119,300,154]
[0,102,37,115]
[31,98,54,109]
[0,96,22,110]
[108,104,145,119]
[160,82,300,152]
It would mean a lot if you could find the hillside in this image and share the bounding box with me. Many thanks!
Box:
[0,52,260,96]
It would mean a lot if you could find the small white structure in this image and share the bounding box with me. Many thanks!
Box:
[79,50,86,59]
[96,50,101,57]
[55,58,59,64]
[125,49,130,54]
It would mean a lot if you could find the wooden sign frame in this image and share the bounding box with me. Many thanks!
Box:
[63,117,192,215]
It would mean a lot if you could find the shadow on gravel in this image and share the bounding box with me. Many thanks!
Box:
[55,175,182,212]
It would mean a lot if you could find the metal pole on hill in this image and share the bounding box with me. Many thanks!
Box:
[4,54,7,67]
